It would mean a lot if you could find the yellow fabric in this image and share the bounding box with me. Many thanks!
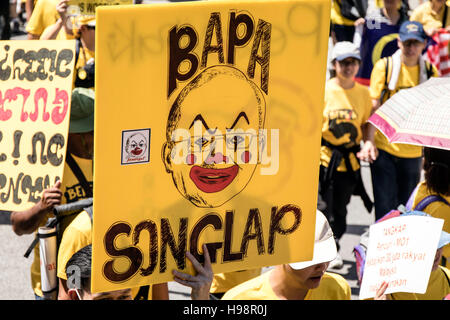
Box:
[410,1,450,33]
[412,181,450,268]
[331,0,356,26]
[222,270,351,300]
[31,155,93,297]
[321,79,372,172]
[210,269,262,293]
[26,0,59,37]
[40,24,76,40]
[57,211,91,281]
[56,210,151,299]
[369,58,438,158]
[390,266,450,300]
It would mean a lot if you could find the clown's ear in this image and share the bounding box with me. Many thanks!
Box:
[161,142,173,173]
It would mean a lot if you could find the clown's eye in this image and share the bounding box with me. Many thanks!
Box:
[227,135,245,150]
[194,137,210,148]
[139,141,145,148]
[131,142,137,148]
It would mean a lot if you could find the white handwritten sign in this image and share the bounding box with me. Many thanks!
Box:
[359,216,443,300]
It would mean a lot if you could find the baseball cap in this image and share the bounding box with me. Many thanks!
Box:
[399,21,427,42]
[289,210,337,270]
[402,210,450,249]
[76,15,96,27]
[69,87,95,133]
[331,41,361,62]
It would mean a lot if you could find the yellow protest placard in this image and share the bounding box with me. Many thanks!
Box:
[92,0,330,293]
[68,0,133,16]
[0,40,75,212]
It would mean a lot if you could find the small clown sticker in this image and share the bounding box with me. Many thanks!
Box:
[121,128,151,165]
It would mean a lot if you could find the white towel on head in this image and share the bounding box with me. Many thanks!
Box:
[387,49,429,91]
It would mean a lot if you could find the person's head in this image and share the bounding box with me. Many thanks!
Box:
[162,65,266,208]
[68,87,95,158]
[331,41,361,81]
[286,210,337,290]
[65,245,133,300]
[431,0,447,10]
[397,21,427,61]
[383,0,401,11]
[423,147,450,196]
[73,15,96,44]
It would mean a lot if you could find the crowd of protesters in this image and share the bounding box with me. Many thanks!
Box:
[1,0,449,300]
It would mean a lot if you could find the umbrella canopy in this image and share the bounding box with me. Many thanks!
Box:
[368,77,450,151]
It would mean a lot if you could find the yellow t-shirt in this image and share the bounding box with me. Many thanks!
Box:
[211,269,262,294]
[26,0,59,37]
[410,1,450,34]
[331,0,356,26]
[369,58,438,158]
[40,24,76,41]
[31,154,93,297]
[412,181,450,268]
[391,266,450,300]
[222,270,351,300]
[321,79,372,172]
[56,210,151,300]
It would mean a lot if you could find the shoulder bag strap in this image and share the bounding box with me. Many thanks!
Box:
[65,153,93,198]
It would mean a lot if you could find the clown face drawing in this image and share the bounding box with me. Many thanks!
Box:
[125,132,148,161]
[162,65,266,208]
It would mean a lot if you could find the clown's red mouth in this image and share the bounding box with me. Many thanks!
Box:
[189,165,239,193]
[131,147,143,156]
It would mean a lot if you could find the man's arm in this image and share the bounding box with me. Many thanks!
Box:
[152,283,169,300]
[25,0,35,21]
[10,181,62,235]
[357,99,380,163]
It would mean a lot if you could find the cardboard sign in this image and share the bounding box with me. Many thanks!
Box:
[0,40,75,212]
[68,0,133,16]
[359,216,444,300]
[92,0,330,292]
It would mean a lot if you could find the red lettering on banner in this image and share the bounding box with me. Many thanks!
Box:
[0,87,31,121]
[0,87,68,124]
[51,88,68,125]
[34,88,50,122]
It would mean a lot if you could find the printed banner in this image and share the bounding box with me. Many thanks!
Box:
[92,0,330,292]
[359,216,443,300]
[0,40,75,212]
[68,0,133,16]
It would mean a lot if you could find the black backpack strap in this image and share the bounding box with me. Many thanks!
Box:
[380,57,391,103]
[65,153,93,198]
[75,38,81,67]
[443,4,448,26]
[425,60,433,79]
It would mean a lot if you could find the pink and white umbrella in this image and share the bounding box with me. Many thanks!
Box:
[368,77,450,151]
